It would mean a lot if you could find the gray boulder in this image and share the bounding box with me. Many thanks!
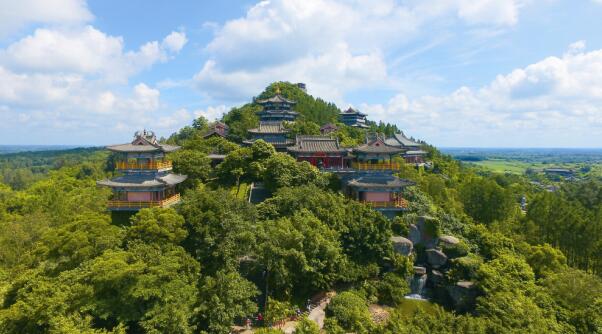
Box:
[426,248,448,268]
[430,269,445,286]
[439,235,460,246]
[409,216,439,248]
[391,236,413,256]
[447,281,477,312]
[408,224,421,244]
[413,266,427,275]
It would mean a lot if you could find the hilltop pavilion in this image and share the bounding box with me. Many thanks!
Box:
[97,130,186,214]
[244,88,298,151]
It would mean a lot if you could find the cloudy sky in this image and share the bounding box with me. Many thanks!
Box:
[1,0,601,147]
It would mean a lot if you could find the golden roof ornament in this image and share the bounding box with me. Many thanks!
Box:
[275,85,281,95]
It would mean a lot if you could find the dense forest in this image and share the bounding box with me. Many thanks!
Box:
[0,83,601,333]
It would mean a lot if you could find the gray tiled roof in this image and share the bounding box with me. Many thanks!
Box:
[256,94,297,104]
[354,138,403,154]
[257,110,299,116]
[243,139,294,146]
[106,143,180,153]
[405,150,427,155]
[247,121,290,134]
[320,123,338,130]
[287,136,346,153]
[384,132,421,148]
[348,175,414,188]
[97,172,187,188]
[107,131,180,153]
[340,107,366,116]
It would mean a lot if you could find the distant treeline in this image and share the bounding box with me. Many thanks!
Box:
[0,147,108,190]
[442,147,602,164]
[453,155,485,162]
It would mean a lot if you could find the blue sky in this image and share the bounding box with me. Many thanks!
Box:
[1,0,602,147]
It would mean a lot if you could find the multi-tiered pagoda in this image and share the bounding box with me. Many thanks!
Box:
[244,88,299,151]
[340,107,369,128]
[97,130,186,214]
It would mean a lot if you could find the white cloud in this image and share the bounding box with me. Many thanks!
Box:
[194,0,528,103]
[0,0,93,36]
[0,22,189,143]
[195,42,387,103]
[362,42,602,147]
[161,31,188,53]
[193,105,229,121]
[456,0,520,26]
[1,26,186,82]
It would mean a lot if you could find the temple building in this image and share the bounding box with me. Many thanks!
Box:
[352,135,404,170]
[347,175,413,213]
[244,121,293,151]
[254,91,299,122]
[202,122,229,139]
[340,107,369,128]
[97,130,187,215]
[287,135,347,169]
[384,132,428,165]
[342,134,413,216]
[320,123,338,135]
[245,88,299,151]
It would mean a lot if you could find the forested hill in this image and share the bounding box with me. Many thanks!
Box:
[0,87,601,333]
[172,81,400,145]
[218,81,341,141]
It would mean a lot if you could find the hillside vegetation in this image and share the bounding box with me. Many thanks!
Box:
[0,84,600,333]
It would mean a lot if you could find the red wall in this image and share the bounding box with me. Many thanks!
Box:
[298,156,343,168]
[127,192,152,201]
[362,192,391,202]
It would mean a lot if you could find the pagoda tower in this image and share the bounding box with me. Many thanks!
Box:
[244,87,299,151]
[97,130,187,217]
[340,107,369,128]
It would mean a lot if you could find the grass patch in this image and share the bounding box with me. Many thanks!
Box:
[396,299,438,318]
[229,183,251,200]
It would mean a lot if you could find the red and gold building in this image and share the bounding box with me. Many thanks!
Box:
[287,135,347,169]
[97,130,186,212]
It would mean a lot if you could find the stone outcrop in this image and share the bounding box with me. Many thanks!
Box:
[446,281,477,312]
[391,236,413,256]
[430,269,445,286]
[409,216,439,248]
[439,235,468,259]
[426,248,448,268]
[439,235,460,246]
[409,224,421,244]
[413,266,427,275]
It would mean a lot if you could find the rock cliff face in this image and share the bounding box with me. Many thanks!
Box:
[446,281,477,312]
[426,249,448,268]
[408,216,439,248]
[391,236,413,256]
[399,216,477,308]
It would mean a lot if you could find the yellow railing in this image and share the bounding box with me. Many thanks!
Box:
[362,198,408,208]
[116,160,173,170]
[352,162,401,171]
[108,193,181,209]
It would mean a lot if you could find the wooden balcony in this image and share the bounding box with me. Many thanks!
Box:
[115,160,173,170]
[362,198,408,209]
[107,193,181,209]
[352,162,401,171]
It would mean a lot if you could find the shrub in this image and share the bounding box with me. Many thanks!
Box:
[377,272,410,306]
[325,292,374,334]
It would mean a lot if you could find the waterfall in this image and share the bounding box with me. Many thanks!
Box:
[406,273,428,300]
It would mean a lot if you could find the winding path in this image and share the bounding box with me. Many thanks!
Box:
[307,297,331,329]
